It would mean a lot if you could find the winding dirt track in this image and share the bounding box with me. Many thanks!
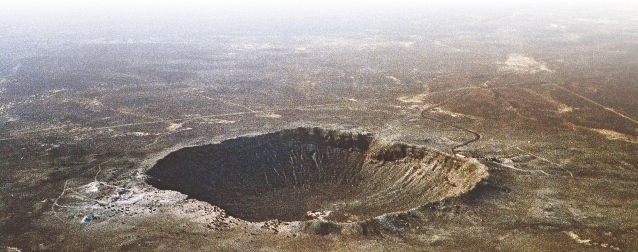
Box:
[419,92,481,155]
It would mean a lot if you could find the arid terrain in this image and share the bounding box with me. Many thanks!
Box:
[1,2,638,251]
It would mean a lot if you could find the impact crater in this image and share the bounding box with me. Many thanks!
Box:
[145,127,488,222]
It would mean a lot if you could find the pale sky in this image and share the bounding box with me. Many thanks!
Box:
[3,0,627,18]
[1,0,634,39]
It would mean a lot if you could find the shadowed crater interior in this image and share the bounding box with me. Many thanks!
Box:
[145,127,488,222]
